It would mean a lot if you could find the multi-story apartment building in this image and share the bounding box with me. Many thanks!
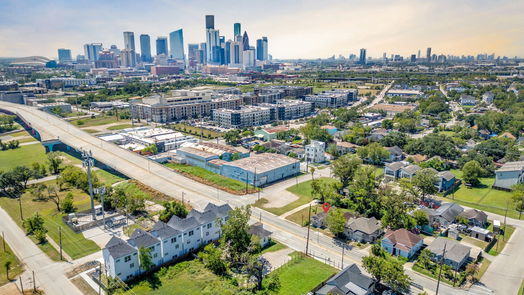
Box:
[212,105,272,128]
[256,85,313,98]
[260,100,314,120]
[303,89,357,108]
[103,203,232,282]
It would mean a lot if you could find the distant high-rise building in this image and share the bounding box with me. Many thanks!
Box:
[140,34,152,63]
[95,50,118,68]
[188,43,199,63]
[199,43,207,64]
[243,47,256,68]
[234,23,241,37]
[169,29,185,60]
[359,48,367,64]
[417,49,421,59]
[57,48,72,63]
[230,40,243,66]
[120,49,135,67]
[242,31,250,51]
[205,15,215,29]
[109,45,120,56]
[206,29,220,63]
[256,37,268,61]
[83,43,103,62]
[123,32,136,64]
[410,54,417,63]
[156,37,168,56]
[426,47,432,62]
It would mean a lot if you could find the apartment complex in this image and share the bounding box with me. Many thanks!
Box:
[304,89,358,108]
[212,105,272,128]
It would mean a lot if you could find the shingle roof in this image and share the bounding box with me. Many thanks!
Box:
[151,221,180,240]
[459,209,488,223]
[104,236,137,258]
[346,217,381,235]
[167,215,201,232]
[427,237,471,264]
[402,164,421,175]
[438,171,456,181]
[387,146,403,156]
[319,264,374,295]
[248,222,272,238]
[386,161,406,171]
[128,228,159,248]
[433,203,464,222]
[383,229,422,252]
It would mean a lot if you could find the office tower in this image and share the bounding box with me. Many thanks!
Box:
[242,31,250,50]
[199,43,207,64]
[140,34,152,63]
[123,32,136,64]
[257,37,268,61]
[156,37,168,56]
[188,43,199,63]
[76,55,86,63]
[205,15,214,29]
[169,29,185,60]
[206,28,220,63]
[410,54,417,63]
[359,48,367,64]
[225,41,232,65]
[120,49,135,67]
[83,43,103,62]
[426,47,432,62]
[109,45,120,56]
[242,47,256,68]
[417,49,421,59]
[230,41,243,65]
[234,23,241,37]
[95,50,118,68]
[57,48,72,63]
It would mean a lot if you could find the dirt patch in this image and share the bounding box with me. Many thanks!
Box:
[169,168,258,196]
[263,190,298,208]
[66,261,99,278]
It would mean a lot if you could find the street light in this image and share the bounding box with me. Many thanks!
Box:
[82,149,96,220]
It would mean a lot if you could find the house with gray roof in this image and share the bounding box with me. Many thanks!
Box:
[460,94,477,106]
[151,221,183,263]
[493,161,524,190]
[316,264,375,295]
[128,228,163,267]
[386,146,404,162]
[426,237,471,270]
[344,217,383,243]
[400,164,422,179]
[249,222,273,247]
[459,209,488,227]
[384,161,407,179]
[435,170,457,192]
[423,202,464,227]
[102,236,140,282]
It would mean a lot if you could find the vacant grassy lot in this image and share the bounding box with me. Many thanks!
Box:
[487,223,515,256]
[0,143,47,170]
[0,236,24,286]
[107,123,134,131]
[0,180,100,260]
[71,115,130,128]
[165,163,257,195]
[275,252,337,295]
[123,259,239,295]
[93,169,127,185]
[444,170,521,219]
[170,123,223,139]
[260,240,287,254]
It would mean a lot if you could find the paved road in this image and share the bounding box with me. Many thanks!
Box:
[0,101,519,294]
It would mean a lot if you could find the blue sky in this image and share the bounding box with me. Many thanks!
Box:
[0,0,523,59]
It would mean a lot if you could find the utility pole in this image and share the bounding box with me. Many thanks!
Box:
[59,226,63,260]
[82,149,96,220]
[435,242,447,295]
[305,204,312,256]
[2,232,5,252]
[341,244,345,269]
[503,200,509,242]
[19,276,24,293]
[245,171,249,194]
[33,271,36,292]
[98,261,102,295]
[95,187,106,229]
[18,196,23,220]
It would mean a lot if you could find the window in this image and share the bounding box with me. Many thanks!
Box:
[130,263,134,268]
[171,237,177,243]
[117,273,121,276]
[149,246,155,251]
[165,252,169,256]
[207,223,212,229]
[116,259,120,263]
[175,245,179,249]
[154,253,158,258]
[206,232,209,236]
[124,256,131,262]
[188,230,194,236]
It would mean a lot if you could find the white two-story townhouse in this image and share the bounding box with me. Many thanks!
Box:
[189,203,232,243]
[168,215,203,254]
[127,229,163,268]
[102,236,140,282]
[150,221,183,263]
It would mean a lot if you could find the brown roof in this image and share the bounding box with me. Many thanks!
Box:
[499,132,516,140]
[383,229,422,252]
[409,154,427,163]
[370,103,417,113]
[263,126,289,134]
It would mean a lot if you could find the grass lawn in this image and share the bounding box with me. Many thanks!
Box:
[71,277,98,295]
[444,170,521,219]
[165,163,257,195]
[275,252,337,295]
[107,123,134,131]
[459,235,488,249]
[476,258,491,280]
[412,264,456,286]
[71,115,129,127]
[260,240,287,254]
[0,180,100,260]
[0,144,47,170]
[93,169,127,185]
[486,223,515,256]
[169,123,223,139]
[0,236,24,286]
[123,259,239,295]
[519,279,524,295]
[255,177,336,216]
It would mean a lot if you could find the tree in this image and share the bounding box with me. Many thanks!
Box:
[47,152,63,174]
[465,263,479,283]
[357,143,390,165]
[331,154,362,188]
[326,208,346,237]
[512,184,524,219]
[462,160,484,186]
[47,184,61,211]
[23,213,47,236]
[413,210,429,227]
[62,192,75,213]
[220,206,252,267]
[380,188,415,230]
[143,144,158,155]
[12,166,32,189]
[159,201,188,222]
[244,256,271,291]
[31,162,47,179]
[382,119,394,130]
[138,246,154,273]
[326,143,339,159]
[198,244,228,276]
[349,165,381,217]
[411,168,438,201]
[4,260,11,280]
[263,272,281,293]
[224,130,241,145]
[310,167,316,181]
[362,254,410,293]
[311,179,340,203]
[31,183,47,201]
[0,170,24,197]
[415,249,434,271]
[380,131,408,148]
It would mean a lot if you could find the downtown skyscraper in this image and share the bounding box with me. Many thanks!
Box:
[123,31,136,66]
[359,48,367,64]
[156,37,168,56]
[169,29,185,60]
[234,23,241,37]
[140,34,152,63]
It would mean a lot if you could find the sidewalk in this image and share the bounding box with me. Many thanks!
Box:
[280,200,318,219]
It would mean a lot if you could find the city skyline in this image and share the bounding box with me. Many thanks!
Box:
[0,0,523,59]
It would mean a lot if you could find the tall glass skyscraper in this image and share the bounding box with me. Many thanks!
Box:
[256,37,268,61]
[242,31,250,51]
[140,34,152,63]
[83,43,103,62]
[156,37,168,56]
[234,23,241,37]
[205,15,214,29]
[123,31,136,65]
[169,29,185,60]
[57,48,72,63]
[359,48,367,64]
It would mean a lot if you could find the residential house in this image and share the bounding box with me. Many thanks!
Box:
[248,222,272,247]
[102,237,140,282]
[493,161,524,190]
[423,202,464,227]
[254,126,289,141]
[459,209,488,227]
[127,229,163,267]
[311,212,327,228]
[469,226,491,241]
[479,129,490,140]
[435,171,457,192]
[386,146,404,162]
[316,264,375,295]
[381,229,424,259]
[305,140,326,163]
[426,237,471,270]
[336,141,358,155]
[482,92,494,104]
[344,217,383,243]
[499,132,516,141]
[150,221,183,263]
[460,94,477,106]
[384,161,407,179]
[400,164,421,179]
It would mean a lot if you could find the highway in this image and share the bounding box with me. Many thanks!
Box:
[0,101,510,294]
